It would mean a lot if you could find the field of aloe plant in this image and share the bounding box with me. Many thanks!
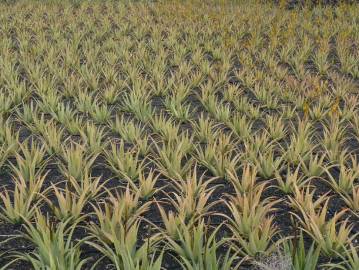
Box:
[0,0,358,269]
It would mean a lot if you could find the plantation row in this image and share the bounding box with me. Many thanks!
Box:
[0,1,358,269]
